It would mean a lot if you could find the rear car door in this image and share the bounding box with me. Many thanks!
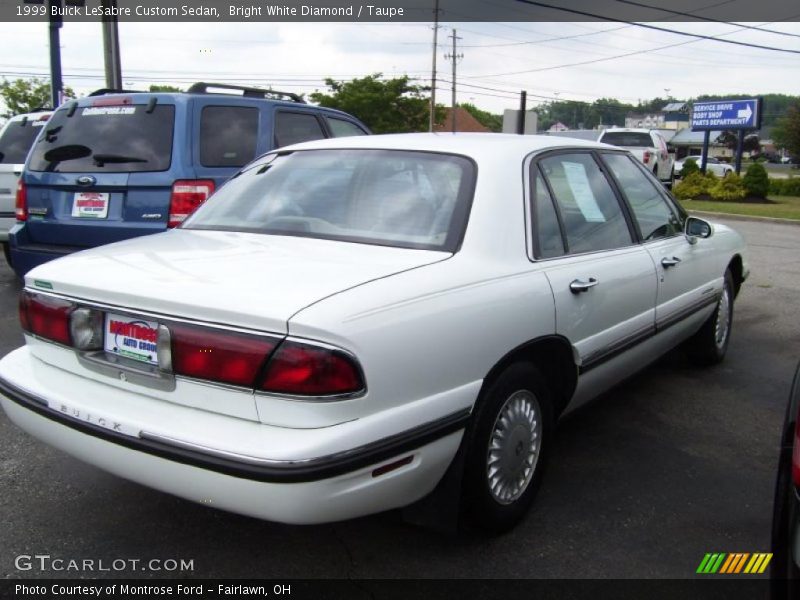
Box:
[23,98,181,249]
[531,151,658,374]
[599,151,720,330]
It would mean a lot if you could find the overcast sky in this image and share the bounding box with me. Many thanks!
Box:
[0,19,798,115]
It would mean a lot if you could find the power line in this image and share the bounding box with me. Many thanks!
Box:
[612,0,800,39]
[513,0,800,54]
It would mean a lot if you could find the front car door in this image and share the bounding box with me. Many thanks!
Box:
[598,151,722,337]
[529,151,658,410]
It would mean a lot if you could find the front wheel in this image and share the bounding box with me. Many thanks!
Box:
[462,362,553,533]
[688,269,735,366]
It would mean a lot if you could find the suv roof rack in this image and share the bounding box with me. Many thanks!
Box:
[187,82,306,104]
[88,88,148,96]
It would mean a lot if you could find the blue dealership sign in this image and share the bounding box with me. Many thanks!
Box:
[691,98,761,131]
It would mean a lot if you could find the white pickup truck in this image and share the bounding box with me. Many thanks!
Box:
[598,128,675,187]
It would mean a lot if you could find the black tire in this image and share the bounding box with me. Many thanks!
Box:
[461,362,553,534]
[687,269,735,366]
[2,242,10,267]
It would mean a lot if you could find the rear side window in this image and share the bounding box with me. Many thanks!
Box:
[539,153,633,254]
[200,106,259,168]
[600,132,653,147]
[274,112,326,148]
[531,169,565,259]
[0,118,47,164]
[327,117,367,138]
[29,104,175,173]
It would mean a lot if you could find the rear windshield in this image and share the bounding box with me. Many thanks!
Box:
[183,149,476,252]
[0,118,47,164]
[600,132,653,147]
[28,104,175,172]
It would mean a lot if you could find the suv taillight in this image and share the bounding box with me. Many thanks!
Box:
[260,340,364,396]
[15,180,27,221]
[19,291,74,346]
[168,180,214,228]
[642,151,652,165]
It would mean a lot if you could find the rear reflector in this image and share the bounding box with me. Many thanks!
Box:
[372,456,413,478]
[19,291,74,346]
[15,180,27,221]
[170,323,277,387]
[260,340,364,396]
[168,180,215,228]
[643,151,652,165]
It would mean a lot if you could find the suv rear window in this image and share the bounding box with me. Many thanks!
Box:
[0,118,47,164]
[600,131,653,148]
[28,104,175,173]
[600,132,653,147]
[200,106,259,167]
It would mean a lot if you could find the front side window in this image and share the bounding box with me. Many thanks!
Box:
[274,112,326,148]
[538,153,633,254]
[602,153,682,241]
[200,106,259,167]
[28,104,175,172]
[183,149,475,252]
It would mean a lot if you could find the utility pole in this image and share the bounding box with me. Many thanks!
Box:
[445,29,463,133]
[101,0,122,89]
[428,0,440,132]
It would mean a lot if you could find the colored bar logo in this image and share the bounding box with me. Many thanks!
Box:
[697,553,772,574]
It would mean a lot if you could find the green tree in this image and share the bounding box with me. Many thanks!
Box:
[742,163,769,198]
[0,77,75,117]
[458,103,502,132]
[310,74,437,133]
[772,103,800,158]
[148,84,184,93]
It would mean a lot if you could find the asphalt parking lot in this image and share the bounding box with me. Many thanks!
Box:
[0,216,798,580]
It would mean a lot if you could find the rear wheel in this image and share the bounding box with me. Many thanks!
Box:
[688,269,734,365]
[462,362,553,533]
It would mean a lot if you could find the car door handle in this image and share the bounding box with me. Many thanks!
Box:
[569,278,599,294]
[661,256,682,268]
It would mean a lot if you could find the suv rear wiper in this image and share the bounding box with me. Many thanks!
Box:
[92,154,148,167]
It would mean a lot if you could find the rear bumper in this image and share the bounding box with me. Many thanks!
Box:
[0,347,467,523]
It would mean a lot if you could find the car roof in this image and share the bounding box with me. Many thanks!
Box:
[271,132,612,161]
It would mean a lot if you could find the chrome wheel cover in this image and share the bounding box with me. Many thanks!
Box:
[486,390,542,505]
[715,282,731,349]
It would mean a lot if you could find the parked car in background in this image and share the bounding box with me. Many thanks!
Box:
[0,109,52,265]
[771,361,800,597]
[674,155,735,178]
[597,128,674,187]
[0,134,747,533]
[10,82,369,278]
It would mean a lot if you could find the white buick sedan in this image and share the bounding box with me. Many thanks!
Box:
[0,134,747,532]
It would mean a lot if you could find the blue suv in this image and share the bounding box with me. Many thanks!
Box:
[10,82,369,277]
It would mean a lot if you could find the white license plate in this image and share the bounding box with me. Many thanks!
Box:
[72,192,109,218]
[104,313,159,365]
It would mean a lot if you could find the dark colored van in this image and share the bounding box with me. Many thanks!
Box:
[10,82,369,277]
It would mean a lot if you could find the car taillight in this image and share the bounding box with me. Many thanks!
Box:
[643,151,652,164]
[170,323,277,387]
[260,340,364,396]
[19,291,74,346]
[168,180,214,228]
[15,180,27,221]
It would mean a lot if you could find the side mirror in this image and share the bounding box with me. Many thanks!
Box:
[685,217,713,244]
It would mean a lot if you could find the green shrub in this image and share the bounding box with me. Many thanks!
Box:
[679,157,700,178]
[769,177,800,196]
[673,172,712,200]
[709,172,746,201]
[743,162,769,198]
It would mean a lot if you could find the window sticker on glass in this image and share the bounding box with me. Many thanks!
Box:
[562,162,605,223]
[82,106,137,117]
